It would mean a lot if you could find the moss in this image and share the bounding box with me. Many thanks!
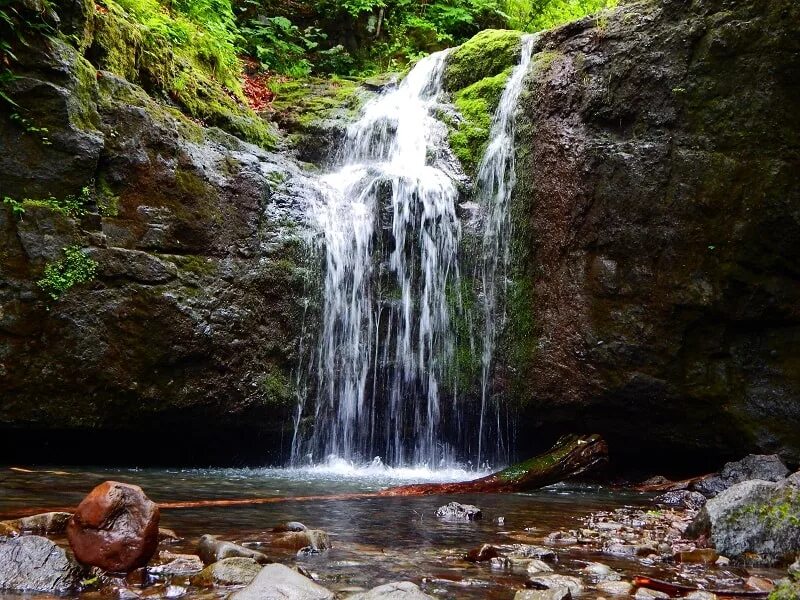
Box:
[444,29,523,92]
[88,0,277,148]
[448,68,512,175]
[269,76,363,132]
[259,368,294,408]
[37,246,98,300]
[168,254,217,276]
[769,581,800,600]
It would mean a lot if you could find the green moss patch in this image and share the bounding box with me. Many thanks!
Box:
[448,68,512,175]
[444,29,523,92]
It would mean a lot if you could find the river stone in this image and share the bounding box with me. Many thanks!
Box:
[465,544,500,562]
[685,592,718,600]
[528,574,584,596]
[271,529,331,551]
[515,587,571,600]
[150,553,204,576]
[693,455,790,498]
[0,535,84,593]
[273,521,308,532]
[687,478,800,564]
[506,545,557,561]
[346,581,436,599]
[654,490,707,510]
[229,563,333,600]
[192,557,262,586]
[597,581,633,595]
[635,588,669,600]
[435,502,482,521]
[0,512,73,538]
[198,535,271,565]
[67,481,160,572]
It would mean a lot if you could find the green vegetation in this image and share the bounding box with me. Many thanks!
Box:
[505,0,617,31]
[3,188,91,218]
[37,246,98,300]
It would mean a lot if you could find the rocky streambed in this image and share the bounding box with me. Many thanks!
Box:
[1,455,799,600]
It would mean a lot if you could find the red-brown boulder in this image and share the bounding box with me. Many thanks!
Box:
[67,481,160,573]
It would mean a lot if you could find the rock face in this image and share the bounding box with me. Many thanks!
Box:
[67,481,160,572]
[229,563,334,600]
[0,535,85,594]
[693,455,790,497]
[687,478,800,564]
[0,2,311,466]
[505,0,800,469]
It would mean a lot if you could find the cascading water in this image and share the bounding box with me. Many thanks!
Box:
[475,35,535,467]
[292,50,463,468]
[293,35,536,470]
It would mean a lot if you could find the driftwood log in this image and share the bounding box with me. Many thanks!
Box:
[2,434,608,517]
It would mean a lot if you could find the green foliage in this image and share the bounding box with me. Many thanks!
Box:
[4,188,91,218]
[444,29,522,90]
[37,246,98,301]
[769,581,800,600]
[505,0,617,32]
[3,195,25,217]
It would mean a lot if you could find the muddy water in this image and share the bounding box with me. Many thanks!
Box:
[0,467,779,599]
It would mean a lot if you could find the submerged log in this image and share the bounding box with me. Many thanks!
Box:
[1,434,608,517]
[378,434,609,496]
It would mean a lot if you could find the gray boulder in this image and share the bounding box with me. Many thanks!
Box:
[0,535,84,594]
[687,478,800,564]
[434,502,481,521]
[192,557,262,586]
[229,563,333,599]
[654,490,706,510]
[346,581,436,599]
[693,455,790,498]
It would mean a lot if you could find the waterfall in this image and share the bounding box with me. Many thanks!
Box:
[293,35,535,469]
[293,51,463,467]
[475,35,535,467]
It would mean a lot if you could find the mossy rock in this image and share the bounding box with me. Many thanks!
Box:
[448,68,512,175]
[444,29,523,92]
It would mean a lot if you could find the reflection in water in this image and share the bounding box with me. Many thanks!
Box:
[0,466,650,599]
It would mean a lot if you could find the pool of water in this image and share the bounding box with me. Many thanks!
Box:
[0,465,758,599]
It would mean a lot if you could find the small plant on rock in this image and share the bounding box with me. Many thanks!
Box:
[37,246,98,301]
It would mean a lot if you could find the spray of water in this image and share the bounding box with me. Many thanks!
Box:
[475,35,536,467]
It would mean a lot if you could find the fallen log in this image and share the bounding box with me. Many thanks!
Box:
[1,434,608,517]
[378,434,609,496]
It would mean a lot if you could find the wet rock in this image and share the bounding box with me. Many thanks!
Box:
[675,549,719,564]
[654,491,707,511]
[346,580,436,599]
[528,574,584,596]
[527,560,555,574]
[435,502,482,521]
[165,585,187,598]
[491,557,552,573]
[685,592,717,600]
[687,479,800,564]
[745,576,775,592]
[0,535,85,593]
[0,512,73,537]
[67,481,160,572]
[158,528,182,543]
[597,581,633,595]
[693,455,790,498]
[515,588,571,600]
[506,545,557,562]
[635,588,669,600]
[229,563,334,599]
[271,529,331,551]
[582,562,619,581]
[273,521,308,532]
[198,535,271,565]
[192,557,262,586]
[465,544,500,562]
[150,553,204,576]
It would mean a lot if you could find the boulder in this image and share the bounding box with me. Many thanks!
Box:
[67,481,160,572]
[192,557,262,586]
[597,581,633,595]
[229,563,334,600]
[693,455,790,498]
[198,535,271,565]
[654,490,707,511]
[346,581,436,599]
[687,478,800,564]
[434,502,482,521]
[0,535,84,593]
[150,553,204,576]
